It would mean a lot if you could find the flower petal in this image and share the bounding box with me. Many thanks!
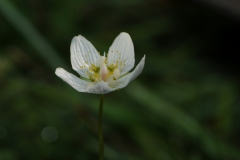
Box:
[86,81,116,94]
[109,55,145,89]
[107,32,135,76]
[70,35,100,78]
[55,68,90,92]
[128,55,145,81]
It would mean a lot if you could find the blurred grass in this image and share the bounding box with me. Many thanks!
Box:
[1,0,240,160]
[0,0,68,70]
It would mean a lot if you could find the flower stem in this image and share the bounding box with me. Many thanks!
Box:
[98,94,104,160]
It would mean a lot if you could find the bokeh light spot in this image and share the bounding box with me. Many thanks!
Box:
[41,126,58,143]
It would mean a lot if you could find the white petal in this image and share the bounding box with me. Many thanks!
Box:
[55,68,90,92]
[107,32,135,76]
[109,55,145,89]
[86,81,116,94]
[128,55,145,81]
[70,35,100,78]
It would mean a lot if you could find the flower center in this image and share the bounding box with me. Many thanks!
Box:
[100,61,108,81]
[88,55,120,82]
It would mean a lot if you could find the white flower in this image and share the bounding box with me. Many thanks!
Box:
[55,32,145,94]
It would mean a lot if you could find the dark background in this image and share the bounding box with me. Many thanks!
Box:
[1,0,240,160]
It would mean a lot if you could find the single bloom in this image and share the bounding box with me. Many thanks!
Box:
[55,32,145,94]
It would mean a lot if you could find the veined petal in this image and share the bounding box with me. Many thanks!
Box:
[55,68,90,92]
[70,35,100,78]
[107,32,135,76]
[128,55,145,81]
[109,55,145,89]
[86,81,116,94]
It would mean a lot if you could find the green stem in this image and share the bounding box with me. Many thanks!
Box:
[98,95,104,160]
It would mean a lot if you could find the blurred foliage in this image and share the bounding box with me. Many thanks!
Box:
[0,0,240,160]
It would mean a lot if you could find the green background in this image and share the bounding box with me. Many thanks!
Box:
[1,0,240,159]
